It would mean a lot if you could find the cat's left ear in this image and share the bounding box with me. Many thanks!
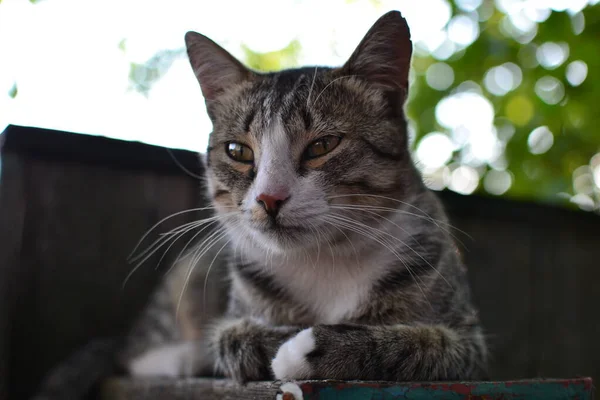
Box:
[185,31,252,102]
[341,10,412,95]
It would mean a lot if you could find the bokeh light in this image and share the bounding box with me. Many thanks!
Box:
[573,166,595,195]
[484,169,513,195]
[415,132,455,169]
[566,60,588,86]
[536,42,569,69]
[570,193,595,211]
[436,92,494,131]
[447,14,480,46]
[590,153,600,189]
[528,126,554,155]
[426,63,455,91]
[423,166,452,190]
[483,63,523,96]
[455,0,482,12]
[449,166,480,195]
[534,76,565,105]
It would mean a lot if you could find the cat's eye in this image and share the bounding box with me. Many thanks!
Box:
[303,135,341,160]
[225,142,254,163]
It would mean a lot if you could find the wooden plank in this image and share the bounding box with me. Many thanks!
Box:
[441,200,535,381]
[0,153,27,400]
[1,125,209,399]
[1,125,202,175]
[7,157,201,399]
[440,191,600,385]
[101,378,595,400]
[3,126,600,397]
[529,214,600,382]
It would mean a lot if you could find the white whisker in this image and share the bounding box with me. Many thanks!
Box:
[325,220,361,268]
[128,206,233,260]
[176,227,229,320]
[306,66,318,106]
[163,219,225,276]
[330,211,451,288]
[166,147,204,180]
[327,194,471,246]
[323,214,433,309]
[154,221,211,271]
[312,75,357,106]
[202,237,233,313]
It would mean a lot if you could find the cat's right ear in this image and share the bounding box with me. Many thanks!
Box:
[341,11,412,95]
[185,32,252,102]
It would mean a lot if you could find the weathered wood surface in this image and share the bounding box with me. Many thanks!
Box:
[0,153,27,400]
[0,126,206,399]
[1,125,600,398]
[101,378,595,400]
[443,194,600,382]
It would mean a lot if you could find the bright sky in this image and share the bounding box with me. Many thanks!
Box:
[0,0,456,151]
[1,0,598,205]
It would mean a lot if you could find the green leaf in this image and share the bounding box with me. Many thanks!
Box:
[118,38,127,52]
[8,83,17,99]
[242,40,301,72]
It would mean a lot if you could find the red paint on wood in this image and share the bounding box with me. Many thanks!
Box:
[450,383,472,395]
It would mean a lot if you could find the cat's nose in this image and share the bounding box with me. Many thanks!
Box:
[256,193,289,217]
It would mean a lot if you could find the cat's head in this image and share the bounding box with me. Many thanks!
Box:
[185,11,424,254]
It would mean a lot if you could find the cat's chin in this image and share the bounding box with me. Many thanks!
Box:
[249,223,318,253]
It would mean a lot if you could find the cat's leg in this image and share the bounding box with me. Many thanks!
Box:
[122,253,228,378]
[272,323,488,381]
[119,289,216,378]
[126,340,208,377]
[212,317,301,382]
[122,287,216,378]
[119,278,185,376]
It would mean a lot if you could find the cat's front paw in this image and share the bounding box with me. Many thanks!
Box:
[271,327,315,380]
[128,342,196,377]
[216,320,274,382]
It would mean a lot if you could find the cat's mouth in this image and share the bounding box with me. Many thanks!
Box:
[255,219,310,235]
[250,217,316,248]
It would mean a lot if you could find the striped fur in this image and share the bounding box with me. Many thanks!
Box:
[123,10,488,383]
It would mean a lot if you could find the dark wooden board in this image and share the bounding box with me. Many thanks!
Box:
[101,377,595,400]
[0,154,27,400]
[2,125,600,398]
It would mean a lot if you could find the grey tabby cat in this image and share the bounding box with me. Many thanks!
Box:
[119,10,488,383]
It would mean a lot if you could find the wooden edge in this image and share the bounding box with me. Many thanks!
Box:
[101,377,594,400]
[0,124,203,175]
[2,124,598,224]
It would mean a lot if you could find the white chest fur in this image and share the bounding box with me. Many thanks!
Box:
[266,252,387,324]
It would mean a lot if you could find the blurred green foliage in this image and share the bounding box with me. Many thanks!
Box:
[405,1,600,210]
[128,1,599,212]
[128,48,183,96]
[243,40,301,72]
[8,82,17,99]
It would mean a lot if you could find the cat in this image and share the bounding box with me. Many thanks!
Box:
[120,10,488,383]
[33,11,488,399]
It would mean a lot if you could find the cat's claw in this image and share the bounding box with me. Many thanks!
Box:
[271,327,315,380]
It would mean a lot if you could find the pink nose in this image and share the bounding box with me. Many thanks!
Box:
[256,193,289,217]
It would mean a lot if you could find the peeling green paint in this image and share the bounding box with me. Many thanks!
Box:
[296,378,594,400]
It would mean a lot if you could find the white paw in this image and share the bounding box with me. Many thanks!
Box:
[128,342,195,377]
[271,328,315,380]
[276,382,304,400]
